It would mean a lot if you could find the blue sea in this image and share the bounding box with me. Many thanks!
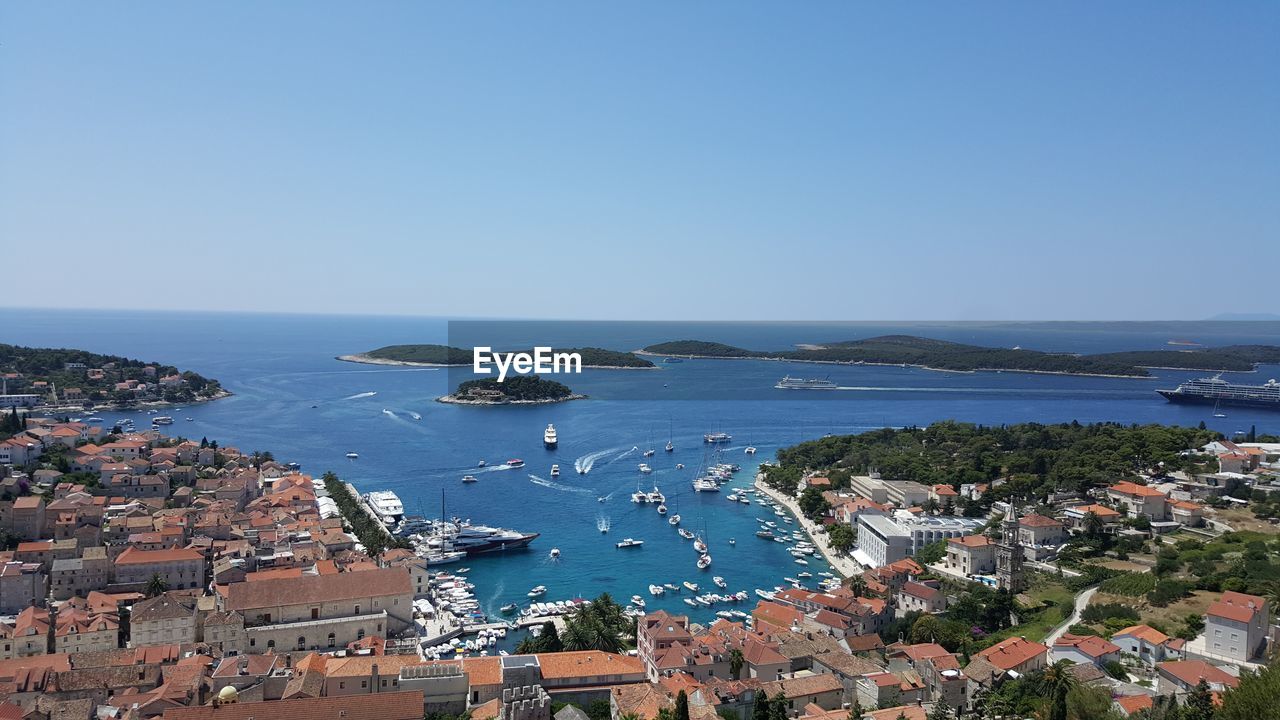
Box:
[3,310,1280,626]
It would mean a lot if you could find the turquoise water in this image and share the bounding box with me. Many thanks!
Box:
[3,310,1279,624]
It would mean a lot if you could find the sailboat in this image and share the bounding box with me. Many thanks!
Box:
[1213,399,1227,418]
[643,425,656,457]
[665,418,675,453]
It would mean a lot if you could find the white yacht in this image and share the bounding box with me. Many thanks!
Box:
[346,452,359,459]
[616,538,644,549]
[543,424,558,448]
[151,416,174,425]
[550,464,560,477]
[638,463,653,474]
[363,490,405,526]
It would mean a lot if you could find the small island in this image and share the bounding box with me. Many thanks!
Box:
[340,344,655,369]
[639,336,1280,378]
[438,375,586,405]
[0,343,228,411]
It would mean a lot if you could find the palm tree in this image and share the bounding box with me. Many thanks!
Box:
[729,648,745,680]
[1083,511,1104,539]
[144,573,169,598]
[1041,660,1077,720]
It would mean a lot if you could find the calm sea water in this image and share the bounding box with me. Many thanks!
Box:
[3,309,1279,623]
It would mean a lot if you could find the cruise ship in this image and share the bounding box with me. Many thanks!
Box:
[1157,376,1280,409]
[775,376,838,390]
[543,424,558,449]
[364,490,405,526]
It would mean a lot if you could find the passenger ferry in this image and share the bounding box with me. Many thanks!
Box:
[1157,376,1280,409]
[774,376,838,390]
[364,490,405,526]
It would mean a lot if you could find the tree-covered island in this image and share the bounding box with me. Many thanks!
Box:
[340,344,654,369]
[438,375,585,405]
[640,335,1280,378]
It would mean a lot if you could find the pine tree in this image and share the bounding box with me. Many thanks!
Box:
[768,692,788,720]
[675,690,689,720]
[751,691,770,720]
[1184,679,1215,720]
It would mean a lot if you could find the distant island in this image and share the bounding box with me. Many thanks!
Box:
[438,375,585,405]
[0,343,228,410]
[339,344,655,369]
[639,336,1280,378]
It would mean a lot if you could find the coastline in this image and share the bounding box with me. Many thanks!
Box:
[33,388,234,415]
[436,393,588,406]
[338,353,659,370]
[633,350,1154,380]
[753,472,861,579]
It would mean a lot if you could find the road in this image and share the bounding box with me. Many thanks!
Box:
[1044,586,1098,645]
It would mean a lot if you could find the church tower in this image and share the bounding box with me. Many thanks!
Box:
[996,502,1025,593]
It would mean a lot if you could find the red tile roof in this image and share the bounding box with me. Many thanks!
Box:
[1158,660,1239,689]
[1207,590,1267,624]
[1054,633,1120,659]
[1110,481,1166,498]
[160,691,424,720]
[976,637,1047,671]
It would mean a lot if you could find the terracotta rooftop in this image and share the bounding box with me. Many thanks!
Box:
[976,637,1047,671]
[1110,481,1166,498]
[1206,590,1267,624]
[1019,514,1063,528]
[948,535,992,548]
[226,567,410,610]
[1054,633,1121,659]
[160,690,424,720]
[1157,660,1239,689]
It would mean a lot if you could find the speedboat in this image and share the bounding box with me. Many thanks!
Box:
[675,463,684,469]
[549,548,561,558]
[550,464,560,477]
[713,576,727,588]
[598,496,606,503]
[462,475,478,483]
[346,452,359,459]
[478,460,486,467]
[683,581,699,592]
[501,603,519,614]
[616,538,644,549]
[507,459,525,468]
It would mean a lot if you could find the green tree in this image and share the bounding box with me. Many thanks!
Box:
[1218,664,1280,720]
[927,699,951,720]
[144,574,168,598]
[1083,511,1104,539]
[828,524,856,554]
[675,691,689,720]
[768,692,788,720]
[847,697,864,720]
[751,691,770,720]
[1042,661,1076,720]
[1183,679,1216,720]
[729,648,744,680]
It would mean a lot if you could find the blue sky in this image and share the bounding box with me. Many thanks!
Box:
[1,3,1276,320]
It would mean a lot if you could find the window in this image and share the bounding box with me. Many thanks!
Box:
[311,608,319,620]
[328,632,336,647]
[297,636,306,650]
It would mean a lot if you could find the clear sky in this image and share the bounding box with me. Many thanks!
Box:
[1,3,1276,320]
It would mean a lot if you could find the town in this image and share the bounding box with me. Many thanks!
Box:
[0,412,1276,720]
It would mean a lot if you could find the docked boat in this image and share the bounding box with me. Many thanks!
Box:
[678,528,695,540]
[713,576,727,588]
[543,424,558,448]
[507,458,525,468]
[756,530,774,539]
[703,432,732,444]
[364,490,405,525]
[774,376,838,390]
[683,581,699,592]
[415,517,540,555]
[649,584,665,596]
[647,487,665,503]
[550,464,560,477]
[462,475,478,483]
[630,596,646,608]
[616,538,644,549]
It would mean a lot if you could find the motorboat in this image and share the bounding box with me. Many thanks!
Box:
[501,603,519,614]
[507,459,525,468]
[549,548,561,558]
[462,475,478,483]
[528,585,547,597]
[346,452,359,459]
[544,424,558,449]
[478,460,487,467]
[616,538,644,549]
[550,464,560,477]
[683,581,699,592]
[638,463,652,474]
[713,576,727,588]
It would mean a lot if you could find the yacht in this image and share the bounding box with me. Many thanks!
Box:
[151,416,174,425]
[415,518,540,554]
[364,490,405,525]
[462,475,478,483]
[346,452,359,459]
[543,424,558,449]
[692,477,720,492]
[649,584,665,596]
[550,464,560,477]
[616,538,644,549]
[694,536,708,554]
[507,458,525,468]
[744,446,757,455]
[665,441,674,452]
[638,463,653,474]
[528,585,547,597]
[703,432,732,444]
[678,528,695,540]
[632,489,649,504]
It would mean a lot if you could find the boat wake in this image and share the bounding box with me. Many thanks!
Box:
[343,391,378,400]
[574,446,625,475]
[597,516,611,532]
[382,408,397,418]
[407,411,422,420]
[529,474,592,494]
[474,463,514,474]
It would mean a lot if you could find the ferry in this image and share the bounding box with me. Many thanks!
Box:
[1157,376,1280,410]
[775,376,838,390]
[364,490,405,525]
[616,538,644,549]
[543,424,558,449]
[703,432,733,444]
